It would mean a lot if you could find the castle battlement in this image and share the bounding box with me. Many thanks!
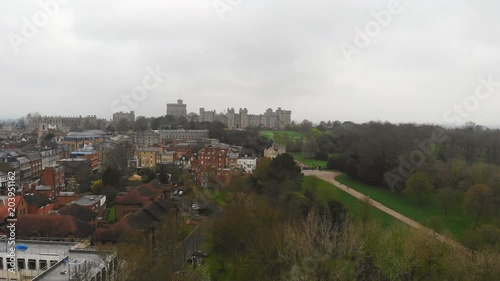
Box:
[198,106,291,130]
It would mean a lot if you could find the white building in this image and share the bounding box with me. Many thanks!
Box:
[0,240,117,280]
[237,157,257,173]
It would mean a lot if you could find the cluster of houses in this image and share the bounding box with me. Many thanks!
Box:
[0,115,290,280]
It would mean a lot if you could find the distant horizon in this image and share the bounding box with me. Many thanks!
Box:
[1,112,499,130]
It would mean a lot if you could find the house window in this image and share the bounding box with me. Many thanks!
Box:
[50,260,57,267]
[7,259,14,270]
[40,260,47,270]
[28,259,36,270]
[0,258,3,270]
[17,259,25,270]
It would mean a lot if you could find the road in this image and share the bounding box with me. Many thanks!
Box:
[175,225,202,266]
[303,170,465,250]
[173,192,220,270]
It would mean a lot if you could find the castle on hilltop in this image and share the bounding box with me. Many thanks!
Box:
[167,99,291,129]
[198,106,291,130]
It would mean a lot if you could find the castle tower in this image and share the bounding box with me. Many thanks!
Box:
[240,108,248,129]
[227,108,235,129]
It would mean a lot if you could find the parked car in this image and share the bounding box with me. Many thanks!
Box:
[186,255,204,264]
[191,203,200,210]
[193,214,204,220]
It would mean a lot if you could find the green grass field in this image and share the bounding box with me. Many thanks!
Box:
[214,191,227,206]
[291,152,328,168]
[303,176,397,227]
[259,130,304,141]
[104,205,116,222]
[334,174,473,241]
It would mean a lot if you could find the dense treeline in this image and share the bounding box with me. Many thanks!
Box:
[325,122,500,187]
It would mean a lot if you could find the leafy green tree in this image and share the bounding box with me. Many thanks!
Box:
[436,186,459,215]
[102,167,121,188]
[310,128,321,138]
[302,137,319,159]
[141,168,157,183]
[44,132,55,141]
[405,172,433,204]
[213,203,254,280]
[486,173,500,216]
[464,184,494,226]
[268,153,302,184]
[424,216,444,237]
[116,118,131,132]
[134,116,149,131]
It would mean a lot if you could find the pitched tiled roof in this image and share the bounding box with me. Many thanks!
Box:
[58,203,98,222]
[23,193,51,208]
[115,181,170,205]
[13,214,95,238]
[26,152,41,161]
[96,197,179,242]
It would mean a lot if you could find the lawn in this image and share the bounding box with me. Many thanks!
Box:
[303,176,397,228]
[103,205,116,222]
[291,152,328,168]
[259,130,304,141]
[214,191,227,206]
[334,174,473,241]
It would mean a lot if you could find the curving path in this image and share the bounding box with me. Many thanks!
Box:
[303,170,465,250]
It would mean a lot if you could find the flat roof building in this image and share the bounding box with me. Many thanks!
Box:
[0,239,117,280]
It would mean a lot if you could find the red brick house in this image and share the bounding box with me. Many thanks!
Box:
[41,164,65,191]
[0,195,28,222]
[56,193,80,208]
[195,146,230,170]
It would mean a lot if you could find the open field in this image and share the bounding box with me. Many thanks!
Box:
[303,176,397,227]
[335,174,473,241]
[259,130,304,141]
[291,152,328,168]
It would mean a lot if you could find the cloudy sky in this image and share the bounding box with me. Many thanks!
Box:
[1,0,499,127]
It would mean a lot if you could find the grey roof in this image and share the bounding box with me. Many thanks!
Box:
[36,185,52,191]
[26,152,42,161]
[72,195,105,206]
[66,130,106,137]
[137,147,159,152]
[24,193,51,207]
[0,151,19,158]
[17,156,30,164]
[58,203,98,222]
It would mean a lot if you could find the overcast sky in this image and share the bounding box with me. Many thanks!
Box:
[1,0,499,127]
